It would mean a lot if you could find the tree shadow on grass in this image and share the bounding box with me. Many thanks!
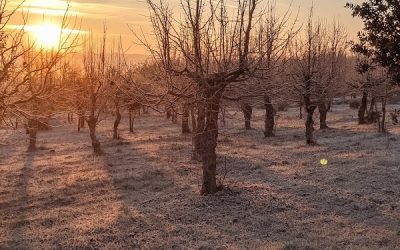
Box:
[90,115,400,248]
[1,152,34,249]
[89,133,295,249]
[219,154,400,248]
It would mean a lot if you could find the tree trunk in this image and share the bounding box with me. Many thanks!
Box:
[78,115,85,132]
[193,100,205,161]
[220,106,226,127]
[129,109,134,133]
[27,119,38,151]
[171,109,178,124]
[142,106,149,114]
[299,103,303,119]
[369,97,375,113]
[166,108,171,119]
[87,116,102,154]
[113,105,122,139]
[81,116,85,127]
[318,102,329,129]
[304,96,317,145]
[380,97,387,133]
[190,104,197,132]
[182,101,191,134]
[241,103,252,130]
[199,90,222,195]
[367,97,376,123]
[358,91,368,124]
[264,94,275,137]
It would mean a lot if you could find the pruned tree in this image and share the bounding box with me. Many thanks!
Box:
[0,0,79,151]
[348,56,380,125]
[82,28,112,154]
[58,62,87,131]
[144,0,260,194]
[253,0,298,137]
[289,12,347,144]
[220,1,298,136]
[109,41,125,139]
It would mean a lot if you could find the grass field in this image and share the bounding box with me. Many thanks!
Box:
[1,105,399,249]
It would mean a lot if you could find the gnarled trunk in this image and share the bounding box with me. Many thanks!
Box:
[199,89,222,195]
[87,116,102,154]
[182,101,191,134]
[358,91,368,124]
[304,96,317,145]
[318,102,329,129]
[264,94,275,137]
[241,103,252,130]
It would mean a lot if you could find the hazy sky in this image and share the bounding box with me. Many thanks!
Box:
[8,0,364,54]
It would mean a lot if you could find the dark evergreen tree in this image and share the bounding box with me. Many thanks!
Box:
[347,0,400,83]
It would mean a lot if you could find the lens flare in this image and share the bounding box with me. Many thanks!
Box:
[320,158,328,166]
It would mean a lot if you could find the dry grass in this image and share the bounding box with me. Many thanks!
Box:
[0,105,400,249]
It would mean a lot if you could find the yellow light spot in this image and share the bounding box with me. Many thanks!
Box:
[320,158,328,166]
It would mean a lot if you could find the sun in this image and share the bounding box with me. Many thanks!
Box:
[31,23,62,49]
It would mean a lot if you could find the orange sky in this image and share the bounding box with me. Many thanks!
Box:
[7,0,364,55]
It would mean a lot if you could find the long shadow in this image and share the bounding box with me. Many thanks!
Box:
[1,152,35,249]
[97,159,277,248]
[74,114,400,248]
[88,118,285,248]
[3,113,397,248]
[219,153,400,248]
[0,129,25,166]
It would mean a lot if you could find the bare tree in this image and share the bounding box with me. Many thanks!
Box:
[144,0,259,194]
[220,1,298,135]
[109,41,125,139]
[82,28,112,154]
[254,1,298,137]
[289,12,347,144]
[0,0,79,150]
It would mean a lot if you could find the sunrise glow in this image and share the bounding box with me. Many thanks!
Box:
[31,23,62,49]
[2,0,399,248]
